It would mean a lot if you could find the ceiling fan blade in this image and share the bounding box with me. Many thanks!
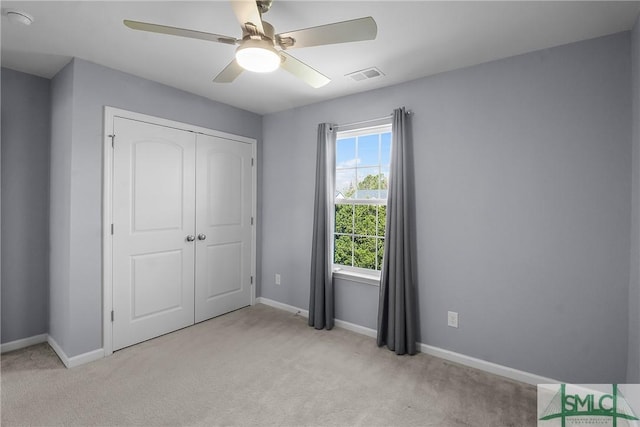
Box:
[230,0,265,36]
[276,17,377,50]
[124,20,237,45]
[279,51,330,88]
[213,60,244,83]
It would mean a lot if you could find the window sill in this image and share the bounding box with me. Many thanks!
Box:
[332,268,380,287]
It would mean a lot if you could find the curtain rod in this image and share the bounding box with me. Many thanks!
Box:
[334,110,412,130]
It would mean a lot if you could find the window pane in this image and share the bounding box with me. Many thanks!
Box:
[335,204,353,234]
[354,236,376,269]
[337,137,356,167]
[334,235,353,266]
[380,166,390,189]
[377,205,386,236]
[381,132,391,165]
[336,169,356,199]
[354,205,376,236]
[377,238,385,270]
[358,134,379,167]
[379,166,390,200]
[356,166,381,199]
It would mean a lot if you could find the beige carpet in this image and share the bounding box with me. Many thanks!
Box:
[1,304,536,426]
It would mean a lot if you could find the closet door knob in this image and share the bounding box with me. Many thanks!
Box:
[186,235,196,242]
[197,234,207,241]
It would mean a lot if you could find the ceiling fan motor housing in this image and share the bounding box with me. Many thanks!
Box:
[243,20,276,45]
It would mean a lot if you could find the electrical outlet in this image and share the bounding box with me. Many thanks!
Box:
[275,274,281,285]
[447,311,459,328]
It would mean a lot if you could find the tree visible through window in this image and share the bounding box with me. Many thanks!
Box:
[334,125,391,272]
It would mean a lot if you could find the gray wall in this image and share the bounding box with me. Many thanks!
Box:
[629,16,640,384]
[50,58,262,357]
[49,61,74,350]
[1,68,51,343]
[261,32,632,383]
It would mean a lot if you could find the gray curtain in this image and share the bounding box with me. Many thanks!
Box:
[377,107,417,355]
[309,123,336,330]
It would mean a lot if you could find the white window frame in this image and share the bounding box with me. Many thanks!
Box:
[332,123,392,285]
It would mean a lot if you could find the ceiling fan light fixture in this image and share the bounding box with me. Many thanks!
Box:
[235,40,280,73]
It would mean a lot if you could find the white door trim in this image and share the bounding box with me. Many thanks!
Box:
[102,107,257,356]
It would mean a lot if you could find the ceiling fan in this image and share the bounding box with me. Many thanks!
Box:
[124,0,377,88]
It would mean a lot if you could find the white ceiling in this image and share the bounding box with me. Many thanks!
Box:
[2,1,639,115]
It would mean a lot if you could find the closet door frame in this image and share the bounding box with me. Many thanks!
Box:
[102,107,257,357]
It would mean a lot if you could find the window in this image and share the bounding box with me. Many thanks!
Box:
[334,124,392,275]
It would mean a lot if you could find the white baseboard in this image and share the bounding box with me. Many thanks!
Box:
[47,336,104,368]
[1,333,104,368]
[418,343,560,385]
[256,298,560,386]
[257,297,378,339]
[0,333,48,353]
[334,319,377,338]
[257,297,309,318]
[46,336,67,366]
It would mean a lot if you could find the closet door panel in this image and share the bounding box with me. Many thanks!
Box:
[206,151,243,226]
[195,134,252,322]
[205,242,242,297]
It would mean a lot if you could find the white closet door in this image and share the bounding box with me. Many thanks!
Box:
[194,134,252,322]
[112,118,196,351]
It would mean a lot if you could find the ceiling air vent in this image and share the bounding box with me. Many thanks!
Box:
[346,67,384,82]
